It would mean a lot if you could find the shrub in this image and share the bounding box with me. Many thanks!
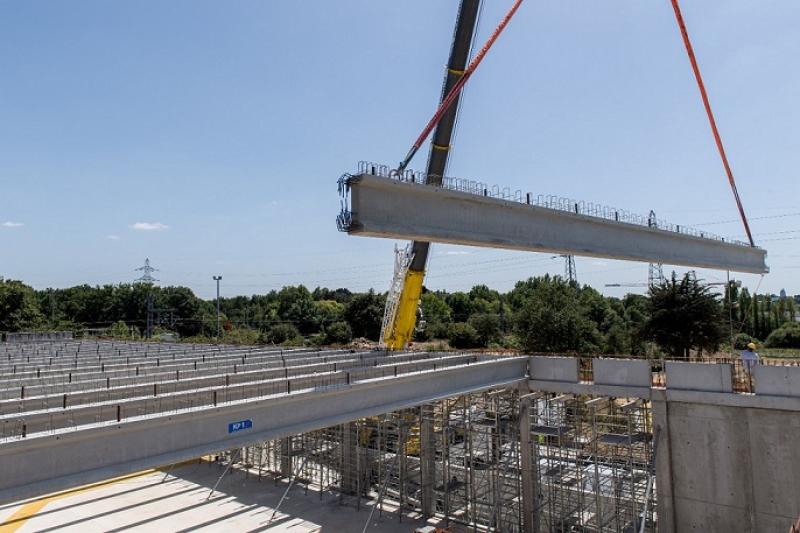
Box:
[108,320,130,339]
[733,332,759,350]
[308,333,326,346]
[765,323,800,349]
[264,323,300,345]
[447,322,480,349]
[425,322,450,340]
[413,325,432,342]
[222,327,260,345]
[325,321,353,345]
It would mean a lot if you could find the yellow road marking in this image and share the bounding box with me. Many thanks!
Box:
[0,459,204,532]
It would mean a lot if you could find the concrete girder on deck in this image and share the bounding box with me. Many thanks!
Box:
[344,174,768,274]
[0,357,527,504]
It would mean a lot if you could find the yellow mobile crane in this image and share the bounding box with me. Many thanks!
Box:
[381,0,524,349]
[380,0,483,349]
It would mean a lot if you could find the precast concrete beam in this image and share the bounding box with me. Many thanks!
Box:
[0,357,527,503]
[343,174,768,274]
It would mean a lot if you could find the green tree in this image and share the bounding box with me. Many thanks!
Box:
[312,287,353,304]
[468,313,501,347]
[644,274,724,358]
[514,276,601,353]
[0,279,45,332]
[276,285,320,334]
[315,300,345,326]
[446,292,473,322]
[447,322,480,349]
[343,290,385,340]
[621,294,649,355]
[420,292,452,325]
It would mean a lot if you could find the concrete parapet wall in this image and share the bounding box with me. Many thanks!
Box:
[755,365,800,397]
[593,358,651,386]
[528,356,578,383]
[666,361,732,393]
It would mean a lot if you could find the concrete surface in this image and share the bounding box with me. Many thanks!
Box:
[528,356,578,383]
[755,365,800,397]
[593,358,651,387]
[345,173,768,273]
[666,361,733,393]
[0,357,527,503]
[0,462,449,532]
[658,400,800,532]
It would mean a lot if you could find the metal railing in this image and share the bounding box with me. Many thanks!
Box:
[345,160,751,247]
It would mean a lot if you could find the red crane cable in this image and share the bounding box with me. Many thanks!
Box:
[669,0,755,247]
[396,0,524,174]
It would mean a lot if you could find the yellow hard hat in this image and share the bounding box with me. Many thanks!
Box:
[747,342,757,350]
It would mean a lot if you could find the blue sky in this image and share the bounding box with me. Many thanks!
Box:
[1,1,798,299]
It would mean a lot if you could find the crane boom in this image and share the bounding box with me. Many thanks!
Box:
[381,0,483,349]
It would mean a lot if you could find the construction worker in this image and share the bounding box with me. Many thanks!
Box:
[740,342,759,390]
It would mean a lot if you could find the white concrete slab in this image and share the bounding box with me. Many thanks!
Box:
[666,362,733,393]
[593,358,651,387]
[528,356,579,383]
[755,365,800,397]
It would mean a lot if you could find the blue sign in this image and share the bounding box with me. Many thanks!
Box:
[228,419,253,433]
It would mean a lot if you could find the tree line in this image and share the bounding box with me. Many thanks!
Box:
[1,273,798,353]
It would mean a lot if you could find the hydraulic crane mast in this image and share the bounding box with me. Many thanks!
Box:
[381,0,482,349]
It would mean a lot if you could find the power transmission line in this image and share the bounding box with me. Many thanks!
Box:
[134,258,159,284]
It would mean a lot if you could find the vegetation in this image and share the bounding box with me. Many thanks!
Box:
[765,322,800,349]
[643,274,724,358]
[0,274,797,355]
[0,279,45,332]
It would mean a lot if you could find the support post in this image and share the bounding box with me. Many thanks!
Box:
[341,422,359,495]
[519,386,537,533]
[280,436,292,479]
[420,403,436,518]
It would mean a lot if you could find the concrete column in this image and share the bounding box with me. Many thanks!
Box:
[519,388,538,533]
[420,404,436,518]
[651,393,675,533]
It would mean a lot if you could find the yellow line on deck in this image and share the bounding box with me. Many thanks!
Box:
[0,459,204,532]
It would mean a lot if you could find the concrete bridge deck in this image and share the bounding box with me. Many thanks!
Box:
[0,341,527,503]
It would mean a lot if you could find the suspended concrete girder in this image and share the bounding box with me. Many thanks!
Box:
[340,173,768,274]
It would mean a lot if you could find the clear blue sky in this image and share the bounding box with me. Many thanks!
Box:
[1,1,798,299]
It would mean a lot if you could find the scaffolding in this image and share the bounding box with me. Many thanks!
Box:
[531,394,655,532]
[225,388,656,533]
